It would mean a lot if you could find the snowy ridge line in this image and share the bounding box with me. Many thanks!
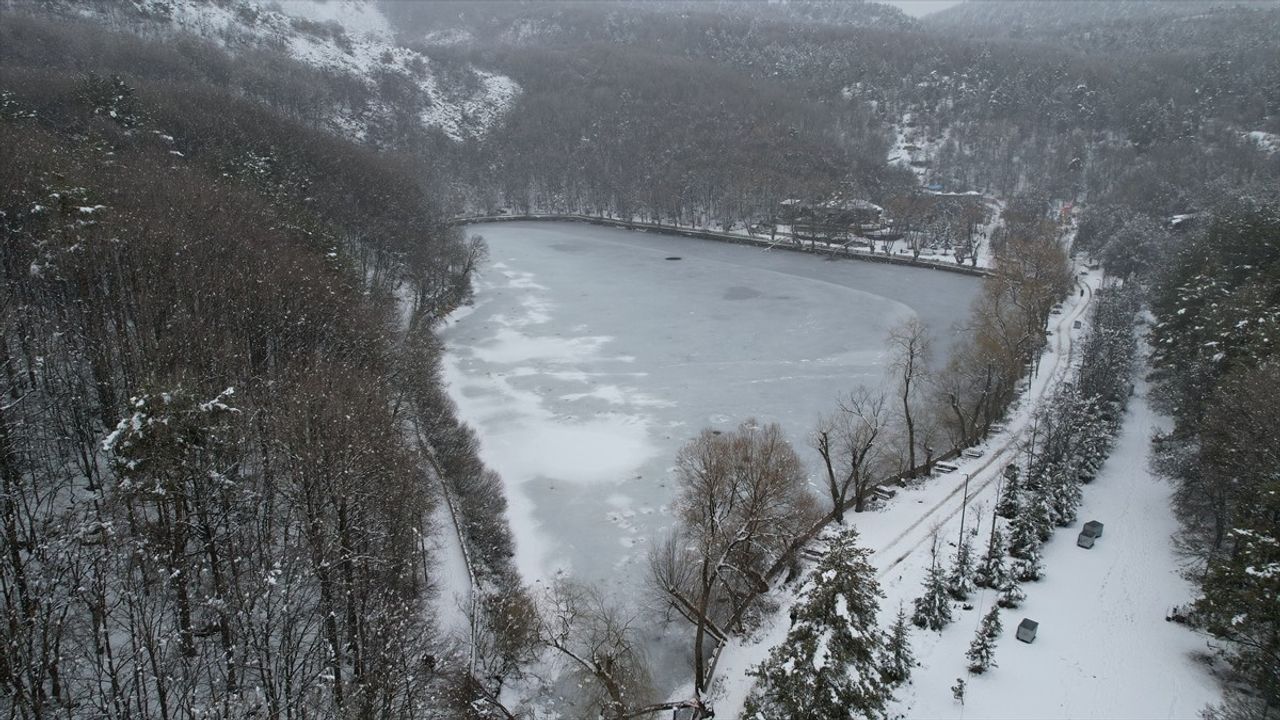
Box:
[452,214,991,278]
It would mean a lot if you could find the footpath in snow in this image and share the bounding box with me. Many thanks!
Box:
[706,274,1221,718]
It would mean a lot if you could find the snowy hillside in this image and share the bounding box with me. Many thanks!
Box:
[61,0,519,142]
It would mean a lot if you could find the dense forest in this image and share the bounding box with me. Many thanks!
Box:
[384,0,1280,225]
[3,0,1280,718]
[0,23,523,717]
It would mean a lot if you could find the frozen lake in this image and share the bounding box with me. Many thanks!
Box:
[442,221,981,592]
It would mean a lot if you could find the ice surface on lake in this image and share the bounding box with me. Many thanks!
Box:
[443,221,981,594]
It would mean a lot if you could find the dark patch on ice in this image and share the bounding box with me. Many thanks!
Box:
[550,243,587,253]
[723,285,763,300]
[665,256,682,261]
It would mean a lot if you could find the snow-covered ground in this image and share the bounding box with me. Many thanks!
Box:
[62,0,518,142]
[884,111,1003,269]
[705,272,1221,718]
[897,367,1220,718]
[1246,129,1280,155]
[427,500,473,642]
[888,114,946,187]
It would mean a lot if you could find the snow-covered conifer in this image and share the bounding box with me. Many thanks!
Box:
[966,605,1003,674]
[745,529,890,720]
[997,574,1027,609]
[1028,485,1055,542]
[974,526,1009,590]
[947,537,975,600]
[1047,461,1083,527]
[1011,550,1043,583]
[996,465,1021,519]
[912,544,954,631]
[1008,500,1042,561]
[881,605,915,686]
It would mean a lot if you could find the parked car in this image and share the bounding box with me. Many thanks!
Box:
[962,448,985,459]
[934,461,960,474]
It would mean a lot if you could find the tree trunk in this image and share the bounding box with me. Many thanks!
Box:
[903,376,916,476]
[693,562,712,697]
[168,496,197,659]
[817,433,845,524]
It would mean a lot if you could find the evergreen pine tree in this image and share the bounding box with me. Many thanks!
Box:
[974,526,1009,590]
[1011,550,1043,582]
[1008,502,1041,561]
[1066,396,1112,494]
[912,547,954,631]
[997,574,1026,609]
[996,465,1021,519]
[947,537,975,600]
[881,605,915,686]
[1075,425,1108,484]
[966,605,1003,674]
[1028,484,1055,542]
[1010,488,1048,584]
[745,529,890,720]
[1048,462,1083,528]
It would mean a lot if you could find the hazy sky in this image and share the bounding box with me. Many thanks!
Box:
[882,0,964,18]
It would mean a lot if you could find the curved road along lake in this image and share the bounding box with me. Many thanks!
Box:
[442,221,981,593]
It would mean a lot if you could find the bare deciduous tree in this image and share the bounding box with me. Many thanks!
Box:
[813,388,891,520]
[887,317,932,476]
[649,421,818,697]
[538,580,653,720]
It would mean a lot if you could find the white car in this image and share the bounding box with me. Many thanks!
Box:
[934,462,960,474]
